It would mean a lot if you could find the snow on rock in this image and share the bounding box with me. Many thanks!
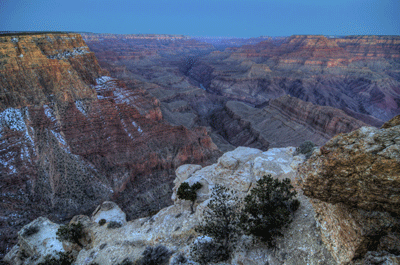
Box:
[47,47,90,60]
[43,105,57,122]
[0,108,26,132]
[75,100,88,116]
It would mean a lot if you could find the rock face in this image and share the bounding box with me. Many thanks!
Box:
[299,115,400,264]
[0,33,220,259]
[5,147,336,265]
[212,35,400,122]
[211,95,368,149]
[83,33,391,152]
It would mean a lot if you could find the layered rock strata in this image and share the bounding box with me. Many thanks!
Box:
[211,95,367,149]
[0,33,220,259]
[83,33,391,152]
[212,35,400,122]
[5,147,336,265]
[299,115,400,264]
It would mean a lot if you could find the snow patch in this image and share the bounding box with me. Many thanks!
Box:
[47,47,90,60]
[43,105,57,122]
[96,76,112,85]
[0,108,26,132]
[131,121,143,134]
[75,100,88,116]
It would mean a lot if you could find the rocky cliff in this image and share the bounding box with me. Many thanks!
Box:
[299,115,400,264]
[0,33,220,259]
[4,146,336,265]
[211,95,368,149]
[211,35,400,122]
[82,34,388,152]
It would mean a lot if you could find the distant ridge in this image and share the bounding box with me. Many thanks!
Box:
[0,31,79,36]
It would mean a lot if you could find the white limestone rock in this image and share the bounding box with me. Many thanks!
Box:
[4,217,63,265]
[91,201,127,225]
[7,146,336,265]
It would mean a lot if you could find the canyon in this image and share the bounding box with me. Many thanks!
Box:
[0,33,220,259]
[1,32,399,263]
[83,33,400,152]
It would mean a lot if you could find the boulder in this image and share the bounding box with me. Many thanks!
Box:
[91,201,127,225]
[3,217,63,265]
[299,115,400,264]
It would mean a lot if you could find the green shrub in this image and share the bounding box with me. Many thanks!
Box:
[240,175,300,247]
[295,140,315,159]
[192,185,241,263]
[137,245,172,265]
[56,222,84,246]
[107,221,122,229]
[98,219,106,226]
[177,182,203,213]
[37,251,73,265]
[190,236,230,264]
[22,225,39,237]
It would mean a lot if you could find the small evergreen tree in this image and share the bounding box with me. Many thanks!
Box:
[177,181,202,213]
[192,184,241,263]
[240,175,300,247]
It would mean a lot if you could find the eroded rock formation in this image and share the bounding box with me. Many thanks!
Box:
[299,115,400,264]
[0,33,220,259]
[82,33,393,152]
[211,95,368,149]
[5,147,336,265]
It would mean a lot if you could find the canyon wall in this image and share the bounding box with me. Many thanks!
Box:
[82,34,389,152]
[211,95,368,149]
[215,35,400,122]
[0,33,220,259]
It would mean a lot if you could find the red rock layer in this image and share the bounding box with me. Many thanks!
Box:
[0,33,220,259]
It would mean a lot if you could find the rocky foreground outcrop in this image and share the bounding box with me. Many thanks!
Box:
[0,33,220,259]
[4,147,336,265]
[299,115,400,264]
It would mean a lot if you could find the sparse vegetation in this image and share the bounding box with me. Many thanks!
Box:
[240,175,300,247]
[107,221,122,229]
[137,245,172,265]
[191,184,242,263]
[177,181,203,213]
[191,175,300,262]
[170,253,188,265]
[190,236,230,264]
[22,225,39,237]
[295,140,316,159]
[56,222,84,246]
[37,251,74,265]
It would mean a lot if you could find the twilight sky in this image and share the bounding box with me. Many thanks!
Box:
[0,0,399,37]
